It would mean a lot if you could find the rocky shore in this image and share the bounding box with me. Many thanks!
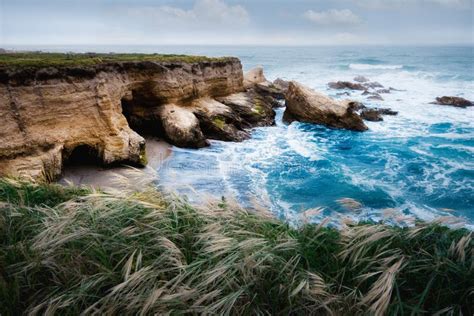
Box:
[1,52,470,182]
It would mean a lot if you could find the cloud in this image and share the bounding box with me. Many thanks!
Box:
[127,0,249,29]
[304,9,362,25]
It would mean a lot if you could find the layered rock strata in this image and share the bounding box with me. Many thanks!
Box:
[0,59,277,179]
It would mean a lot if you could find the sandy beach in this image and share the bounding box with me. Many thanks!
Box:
[59,137,172,191]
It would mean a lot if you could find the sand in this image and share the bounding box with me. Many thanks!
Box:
[59,137,172,191]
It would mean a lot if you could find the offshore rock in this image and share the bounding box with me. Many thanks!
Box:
[284,81,368,131]
[433,96,473,108]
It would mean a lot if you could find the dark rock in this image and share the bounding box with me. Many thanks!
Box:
[376,89,391,94]
[354,75,369,83]
[433,96,473,108]
[217,88,276,128]
[364,82,384,89]
[377,108,398,115]
[254,82,285,100]
[346,101,366,111]
[360,109,383,121]
[328,81,366,90]
[360,107,398,122]
[284,81,368,131]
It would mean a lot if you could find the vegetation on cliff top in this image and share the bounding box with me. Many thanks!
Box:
[0,178,472,315]
[0,52,235,68]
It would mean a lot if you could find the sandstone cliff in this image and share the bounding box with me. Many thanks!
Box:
[0,56,277,180]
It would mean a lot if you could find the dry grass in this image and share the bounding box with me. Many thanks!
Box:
[0,178,472,315]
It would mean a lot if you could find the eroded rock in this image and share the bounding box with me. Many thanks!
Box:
[0,58,245,179]
[284,81,368,131]
[159,104,208,148]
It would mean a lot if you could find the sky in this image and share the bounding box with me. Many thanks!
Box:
[0,0,473,46]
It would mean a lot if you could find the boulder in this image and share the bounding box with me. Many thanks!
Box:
[284,82,368,131]
[354,75,369,83]
[159,104,209,148]
[360,109,383,122]
[360,107,398,122]
[328,81,365,90]
[433,96,473,108]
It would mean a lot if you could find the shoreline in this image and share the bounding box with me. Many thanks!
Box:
[59,137,172,191]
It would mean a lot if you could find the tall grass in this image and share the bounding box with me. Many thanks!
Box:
[0,179,472,315]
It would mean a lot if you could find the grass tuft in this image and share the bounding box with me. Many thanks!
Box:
[0,179,472,315]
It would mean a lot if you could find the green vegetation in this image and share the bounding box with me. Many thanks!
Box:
[212,116,226,129]
[252,100,266,116]
[0,178,472,315]
[0,52,234,68]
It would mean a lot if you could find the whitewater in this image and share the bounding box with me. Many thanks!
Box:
[153,46,474,227]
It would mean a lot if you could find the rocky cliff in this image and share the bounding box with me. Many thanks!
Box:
[0,55,277,180]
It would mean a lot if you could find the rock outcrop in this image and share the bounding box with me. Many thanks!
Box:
[360,108,398,121]
[328,81,365,90]
[433,96,473,108]
[284,81,368,131]
[0,58,277,180]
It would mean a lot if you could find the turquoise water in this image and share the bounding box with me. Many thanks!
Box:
[155,46,474,227]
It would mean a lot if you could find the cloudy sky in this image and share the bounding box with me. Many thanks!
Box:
[1,0,473,46]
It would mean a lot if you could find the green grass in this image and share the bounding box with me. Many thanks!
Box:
[0,178,472,315]
[0,52,235,68]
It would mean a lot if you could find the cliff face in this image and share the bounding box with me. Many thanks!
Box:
[0,58,276,180]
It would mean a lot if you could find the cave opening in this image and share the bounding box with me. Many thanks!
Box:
[121,90,166,138]
[63,145,102,167]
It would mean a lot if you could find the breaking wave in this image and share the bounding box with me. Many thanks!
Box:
[349,63,404,70]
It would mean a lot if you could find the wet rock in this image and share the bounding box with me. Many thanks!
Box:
[360,107,398,122]
[284,81,368,131]
[376,89,391,94]
[433,96,473,108]
[354,75,369,83]
[328,81,366,90]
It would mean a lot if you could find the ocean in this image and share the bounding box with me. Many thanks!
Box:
[11,45,474,227]
[155,45,474,227]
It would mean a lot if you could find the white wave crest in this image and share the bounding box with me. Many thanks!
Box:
[349,63,403,70]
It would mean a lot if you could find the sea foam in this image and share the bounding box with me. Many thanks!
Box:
[349,63,404,70]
